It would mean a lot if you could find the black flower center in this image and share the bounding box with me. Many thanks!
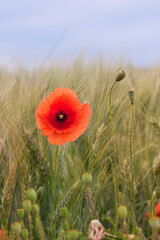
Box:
[55,111,68,122]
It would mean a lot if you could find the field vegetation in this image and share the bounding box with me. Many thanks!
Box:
[0,61,160,239]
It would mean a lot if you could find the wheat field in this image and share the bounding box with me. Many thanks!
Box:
[0,61,160,239]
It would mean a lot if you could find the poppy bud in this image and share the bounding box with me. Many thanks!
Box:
[21,229,29,239]
[155,186,160,199]
[153,154,160,176]
[11,222,21,235]
[33,204,40,214]
[22,200,32,213]
[60,207,68,219]
[129,91,134,105]
[26,188,37,202]
[68,230,79,240]
[118,206,128,219]
[17,209,24,220]
[82,173,92,184]
[1,217,8,227]
[115,69,126,82]
[149,216,160,230]
[37,187,43,201]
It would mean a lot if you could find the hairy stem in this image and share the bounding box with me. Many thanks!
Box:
[130,102,136,224]
[51,145,59,190]
[50,145,59,237]
[28,213,33,240]
[87,187,98,219]
[109,80,119,231]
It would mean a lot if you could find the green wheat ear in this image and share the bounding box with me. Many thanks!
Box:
[150,117,160,138]
[53,181,82,225]
[21,160,32,201]
[23,127,51,184]
[2,162,18,218]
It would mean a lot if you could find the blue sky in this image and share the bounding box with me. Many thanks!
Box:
[0,0,160,68]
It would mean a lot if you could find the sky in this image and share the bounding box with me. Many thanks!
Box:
[0,0,160,68]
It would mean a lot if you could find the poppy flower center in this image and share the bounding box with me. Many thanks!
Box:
[55,111,68,122]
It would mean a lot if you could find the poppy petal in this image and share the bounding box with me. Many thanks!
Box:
[36,88,91,145]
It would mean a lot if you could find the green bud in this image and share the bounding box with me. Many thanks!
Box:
[153,155,160,176]
[26,188,37,202]
[21,229,29,239]
[155,186,160,199]
[115,69,126,82]
[33,204,40,214]
[68,230,79,240]
[129,91,134,105]
[37,186,44,201]
[134,236,141,240]
[22,200,32,213]
[149,216,160,230]
[118,206,128,219]
[1,217,8,227]
[60,207,68,219]
[11,222,21,235]
[82,173,92,184]
[17,209,24,220]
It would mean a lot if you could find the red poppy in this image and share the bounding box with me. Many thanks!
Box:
[145,201,160,219]
[36,87,91,146]
[0,230,6,240]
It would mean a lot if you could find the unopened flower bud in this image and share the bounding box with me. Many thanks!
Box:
[37,187,44,201]
[82,173,92,184]
[33,204,40,214]
[68,230,79,240]
[11,222,21,235]
[118,206,128,219]
[155,186,160,199]
[1,217,8,227]
[17,209,24,220]
[60,207,68,219]
[134,236,141,240]
[149,216,160,230]
[129,91,134,105]
[22,200,32,213]
[21,229,29,239]
[115,69,126,82]
[26,188,37,202]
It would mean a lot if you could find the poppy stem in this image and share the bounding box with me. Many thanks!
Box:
[130,101,136,224]
[51,145,59,200]
[50,145,59,238]
[52,145,59,186]
[109,80,119,232]
[86,187,98,219]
